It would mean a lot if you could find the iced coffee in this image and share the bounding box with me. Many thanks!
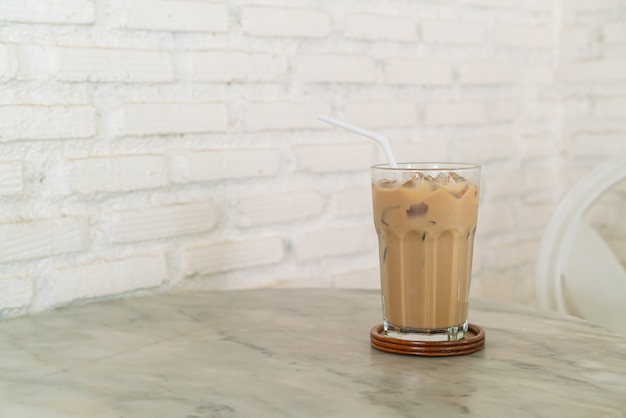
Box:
[371,163,480,341]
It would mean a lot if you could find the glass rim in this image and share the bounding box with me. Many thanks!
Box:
[371,162,481,171]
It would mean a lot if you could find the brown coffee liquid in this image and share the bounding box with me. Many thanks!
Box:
[372,175,479,330]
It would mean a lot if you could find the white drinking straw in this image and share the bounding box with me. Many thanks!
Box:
[318,114,398,168]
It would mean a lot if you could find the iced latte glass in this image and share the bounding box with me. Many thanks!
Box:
[372,163,480,341]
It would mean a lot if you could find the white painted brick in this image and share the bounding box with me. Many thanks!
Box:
[391,139,450,162]
[425,101,488,125]
[344,14,417,42]
[561,26,592,48]
[0,44,18,80]
[125,0,228,32]
[120,103,227,136]
[0,277,32,310]
[293,224,373,261]
[471,273,530,305]
[246,101,330,131]
[564,99,590,120]
[562,60,626,82]
[610,239,626,265]
[489,100,520,122]
[69,155,168,193]
[0,162,23,196]
[191,51,286,82]
[563,0,623,11]
[0,0,94,24]
[108,201,218,243]
[524,101,558,121]
[526,65,553,84]
[422,21,485,45]
[184,236,284,275]
[56,47,174,82]
[333,186,372,218]
[270,275,329,288]
[236,191,325,226]
[242,6,330,38]
[571,134,626,158]
[385,59,452,85]
[595,97,626,118]
[182,149,281,181]
[294,55,376,83]
[0,105,95,141]
[331,267,379,289]
[464,0,511,7]
[519,202,555,230]
[344,101,417,128]
[522,135,560,159]
[13,44,56,80]
[484,166,523,199]
[49,255,168,306]
[523,162,561,196]
[494,23,551,49]
[603,22,626,44]
[0,218,88,263]
[478,202,516,235]
[295,143,374,173]
[455,136,516,163]
[459,61,520,85]
[488,240,539,268]
[465,0,544,8]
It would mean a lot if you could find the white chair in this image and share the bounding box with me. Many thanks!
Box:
[536,156,626,337]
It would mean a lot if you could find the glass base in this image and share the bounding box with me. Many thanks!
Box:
[384,320,468,342]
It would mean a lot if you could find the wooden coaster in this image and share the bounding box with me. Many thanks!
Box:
[370,323,485,357]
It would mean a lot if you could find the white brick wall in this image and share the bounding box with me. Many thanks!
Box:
[595,97,626,118]
[48,254,169,307]
[0,0,95,24]
[459,61,520,85]
[191,51,286,82]
[0,105,96,141]
[0,45,18,80]
[0,0,624,318]
[68,155,168,193]
[236,191,325,227]
[489,100,520,122]
[180,149,281,181]
[421,21,485,45]
[478,202,516,235]
[385,59,452,85]
[183,236,284,276]
[294,55,376,83]
[493,23,551,49]
[0,218,89,263]
[0,277,33,309]
[294,143,375,173]
[562,60,626,82]
[603,22,626,44]
[333,187,372,218]
[454,136,517,163]
[344,101,417,128]
[119,103,228,136]
[293,224,373,262]
[242,6,331,38]
[344,14,417,42]
[124,0,229,32]
[246,102,330,131]
[425,101,488,125]
[0,162,24,196]
[56,47,175,82]
[107,201,218,243]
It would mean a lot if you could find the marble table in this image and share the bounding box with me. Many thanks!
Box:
[1,289,625,417]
